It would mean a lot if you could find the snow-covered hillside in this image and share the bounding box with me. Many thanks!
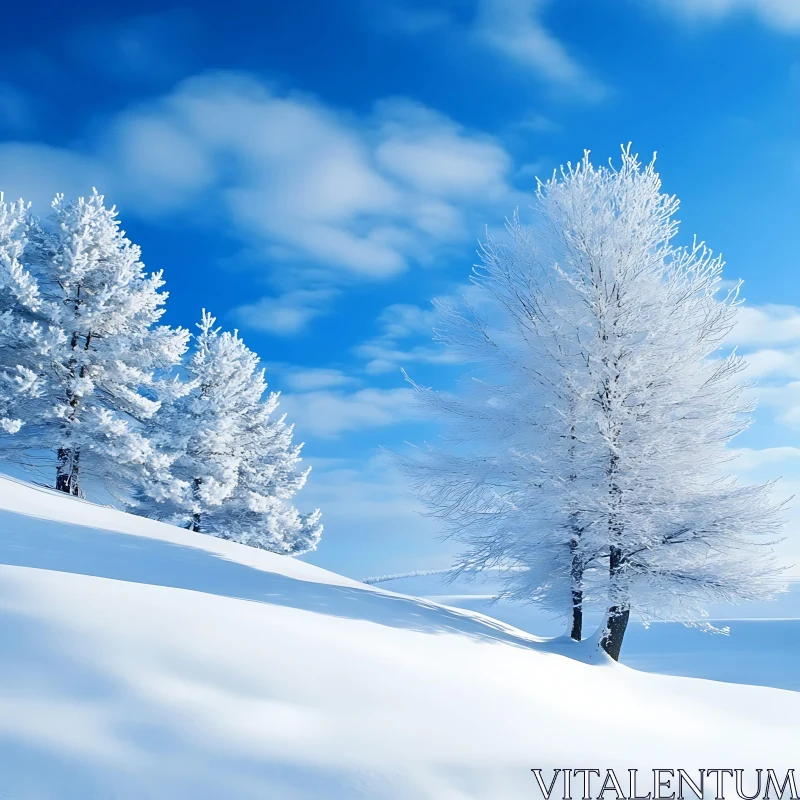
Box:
[0,475,797,799]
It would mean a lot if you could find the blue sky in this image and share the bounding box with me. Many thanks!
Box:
[2,0,799,587]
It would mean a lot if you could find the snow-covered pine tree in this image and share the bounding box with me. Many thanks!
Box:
[403,147,785,660]
[0,196,56,441]
[146,311,322,556]
[0,190,188,500]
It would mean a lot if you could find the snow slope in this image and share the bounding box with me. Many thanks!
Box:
[0,475,797,799]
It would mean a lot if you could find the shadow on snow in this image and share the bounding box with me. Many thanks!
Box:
[0,509,564,654]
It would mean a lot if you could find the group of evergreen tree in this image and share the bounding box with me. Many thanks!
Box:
[0,190,321,556]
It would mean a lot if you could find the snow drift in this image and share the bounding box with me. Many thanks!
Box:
[0,475,796,799]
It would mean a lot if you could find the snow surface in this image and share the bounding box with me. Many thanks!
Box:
[371,572,800,692]
[0,475,797,799]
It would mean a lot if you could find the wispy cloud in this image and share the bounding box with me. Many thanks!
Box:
[725,304,800,383]
[0,143,107,210]
[355,302,459,375]
[649,0,800,32]
[279,387,419,438]
[354,283,495,375]
[375,100,511,202]
[473,0,607,99]
[731,305,800,347]
[751,381,800,428]
[281,367,357,393]
[724,304,800,430]
[233,288,340,336]
[513,112,562,133]
[731,446,800,471]
[369,0,606,99]
[373,303,440,340]
[742,348,800,381]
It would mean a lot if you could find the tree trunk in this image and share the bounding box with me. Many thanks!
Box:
[55,448,71,494]
[55,325,87,497]
[601,544,630,660]
[55,447,80,496]
[569,537,583,641]
[601,605,630,661]
[570,587,583,641]
[568,423,583,641]
[189,477,202,532]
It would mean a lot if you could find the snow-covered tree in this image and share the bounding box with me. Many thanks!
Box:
[0,196,54,439]
[0,190,188,500]
[145,311,322,555]
[402,147,785,660]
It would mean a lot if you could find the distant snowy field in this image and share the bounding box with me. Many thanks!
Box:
[377,574,800,693]
[0,476,797,799]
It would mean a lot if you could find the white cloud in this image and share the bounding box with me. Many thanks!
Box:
[722,305,800,422]
[730,305,800,348]
[359,342,461,375]
[375,303,439,339]
[651,0,800,30]
[104,114,213,213]
[354,294,485,374]
[375,102,511,199]
[232,289,339,336]
[355,301,459,374]
[473,0,606,98]
[282,368,356,392]
[105,74,513,280]
[731,446,800,472]
[0,144,108,211]
[514,113,561,133]
[0,71,518,331]
[752,381,800,428]
[743,348,800,380]
[279,387,418,438]
[371,0,605,98]
[103,73,412,277]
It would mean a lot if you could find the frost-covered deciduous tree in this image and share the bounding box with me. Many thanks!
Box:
[145,311,322,555]
[402,147,785,660]
[0,190,188,500]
